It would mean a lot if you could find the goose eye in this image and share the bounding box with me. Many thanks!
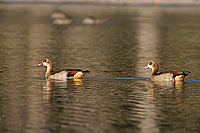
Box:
[149,62,152,65]
[42,59,47,62]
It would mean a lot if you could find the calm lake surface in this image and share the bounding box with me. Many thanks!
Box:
[0,3,200,133]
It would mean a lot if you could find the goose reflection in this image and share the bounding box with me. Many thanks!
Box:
[173,80,184,90]
[42,78,84,101]
[150,80,184,93]
[42,79,53,101]
[43,79,84,92]
[73,79,83,86]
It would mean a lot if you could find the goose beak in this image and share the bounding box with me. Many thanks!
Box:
[37,63,43,67]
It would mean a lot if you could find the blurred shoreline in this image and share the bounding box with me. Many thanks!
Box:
[1,0,200,7]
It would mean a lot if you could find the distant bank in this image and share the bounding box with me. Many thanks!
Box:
[1,0,200,6]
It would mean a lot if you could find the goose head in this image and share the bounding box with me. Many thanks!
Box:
[145,61,159,75]
[38,59,53,78]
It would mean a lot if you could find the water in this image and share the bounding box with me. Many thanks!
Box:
[0,3,200,133]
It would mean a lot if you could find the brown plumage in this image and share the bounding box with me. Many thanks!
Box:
[145,61,191,82]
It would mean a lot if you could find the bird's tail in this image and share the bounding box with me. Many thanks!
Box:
[83,70,90,73]
[183,71,191,76]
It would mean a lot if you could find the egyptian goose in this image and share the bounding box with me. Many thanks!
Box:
[51,12,73,25]
[145,61,191,82]
[38,59,90,79]
[51,11,68,19]
[82,16,106,24]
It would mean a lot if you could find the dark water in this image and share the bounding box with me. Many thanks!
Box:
[0,4,200,133]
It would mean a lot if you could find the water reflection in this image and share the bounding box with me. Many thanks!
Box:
[136,8,160,78]
[135,8,160,133]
